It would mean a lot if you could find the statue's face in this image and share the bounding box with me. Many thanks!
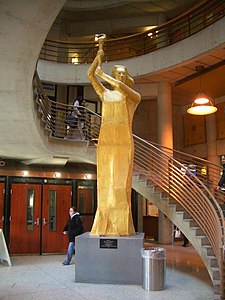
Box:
[113,67,127,83]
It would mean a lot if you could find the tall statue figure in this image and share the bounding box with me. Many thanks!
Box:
[87,34,141,236]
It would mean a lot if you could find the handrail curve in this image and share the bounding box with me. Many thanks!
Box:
[39,0,225,64]
[33,72,101,143]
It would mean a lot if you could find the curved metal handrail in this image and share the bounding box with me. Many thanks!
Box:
[33,73,100,143]
[148,140,225,204]
[39,0,225,64]
[133,135,224,297]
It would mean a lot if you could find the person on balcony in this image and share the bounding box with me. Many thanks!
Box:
[73,97,85,140]
[87,34,141,236]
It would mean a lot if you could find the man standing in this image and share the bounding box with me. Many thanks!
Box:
[63,206,83,265]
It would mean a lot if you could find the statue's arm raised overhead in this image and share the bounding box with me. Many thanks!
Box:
[87,34,140,106]
[87,35,106,101]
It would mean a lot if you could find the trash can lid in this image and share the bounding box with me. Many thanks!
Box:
[141,247,166,259]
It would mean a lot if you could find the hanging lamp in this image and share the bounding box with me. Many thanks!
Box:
[187,66,217,115]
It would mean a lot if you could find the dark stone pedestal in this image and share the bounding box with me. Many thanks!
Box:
[75,232,144,284]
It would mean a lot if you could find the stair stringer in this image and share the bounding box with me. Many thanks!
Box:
[132,174,221,296]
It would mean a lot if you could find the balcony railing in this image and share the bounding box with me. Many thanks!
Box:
[39,0,225,64]
[33,73,100,144]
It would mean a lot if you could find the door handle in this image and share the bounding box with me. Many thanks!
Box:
[34,218,40,225]
[43,218,48,225]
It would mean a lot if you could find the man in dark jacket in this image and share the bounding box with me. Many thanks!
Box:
[63,206,83,265]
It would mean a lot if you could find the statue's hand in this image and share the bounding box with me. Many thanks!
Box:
[97,33,106,43]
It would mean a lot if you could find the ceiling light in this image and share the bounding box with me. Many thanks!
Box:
[55,172,61,178]
[187,93,217,115]
[23,170,29,177]
[187,66,217,116]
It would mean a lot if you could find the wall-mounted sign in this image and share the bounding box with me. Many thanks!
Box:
[42,82,55,97]
[100,238,117,249]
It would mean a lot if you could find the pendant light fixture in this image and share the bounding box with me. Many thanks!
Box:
[187,66,217,115]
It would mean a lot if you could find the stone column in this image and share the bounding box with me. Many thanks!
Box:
[157,81,173,148]
[206,113,219,165]
[157,81,173,244]
[137,194,143,233]
[206,113,220,188]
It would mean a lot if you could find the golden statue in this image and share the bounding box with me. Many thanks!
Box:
[87,34,141,236]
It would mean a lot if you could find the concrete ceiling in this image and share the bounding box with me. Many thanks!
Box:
[135,48,225,105]
[50,0,202,41]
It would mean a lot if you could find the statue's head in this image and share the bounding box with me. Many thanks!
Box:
[111,65,134,88]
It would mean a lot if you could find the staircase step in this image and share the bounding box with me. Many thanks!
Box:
[175,205,185,212]
[182,211,192,219]
[196,235,210,246]
[182,218,198,227]
[202,245,215,256]
[213,279,221,297]
[161,191,170,198]
[211,267,220,280]
[160,197,170,202]
[190,226,204,236]
[208,256,219,268]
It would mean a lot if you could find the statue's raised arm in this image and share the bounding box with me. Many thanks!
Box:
[87,34,106,100]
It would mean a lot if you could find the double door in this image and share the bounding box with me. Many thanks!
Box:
[10,184,71,254]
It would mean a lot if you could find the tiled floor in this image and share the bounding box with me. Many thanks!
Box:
[0,241,214,300]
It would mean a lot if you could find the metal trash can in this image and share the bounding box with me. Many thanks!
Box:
[141,247,166,291]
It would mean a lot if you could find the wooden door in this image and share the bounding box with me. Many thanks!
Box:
[77,188,95,232]
[10,184,41,254]
[0,183,4,229]
[42,185,71,253]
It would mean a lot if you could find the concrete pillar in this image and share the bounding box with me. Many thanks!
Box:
[157,81,173,244]
[137,194,143,233]
[157,81,173,148]
[206,113,220,187]
[158,211,173,244]
[206,113,219,165]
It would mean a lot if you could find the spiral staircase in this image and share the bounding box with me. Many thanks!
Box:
[34,74,225,299]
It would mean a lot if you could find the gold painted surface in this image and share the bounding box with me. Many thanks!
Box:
[87,34,141,236]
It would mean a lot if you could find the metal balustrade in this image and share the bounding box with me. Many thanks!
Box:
[33,73,100,144]
[39,0,225,64]
[133,135,224,259]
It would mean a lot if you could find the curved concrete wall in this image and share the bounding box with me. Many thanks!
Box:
[0,0,66,161]
[38,17,225,84]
